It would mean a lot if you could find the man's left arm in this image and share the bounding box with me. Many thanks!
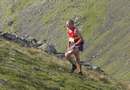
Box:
[75,29,83,45]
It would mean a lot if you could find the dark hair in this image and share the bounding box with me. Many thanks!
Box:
[68,19,74,25]
[66,19,74,26]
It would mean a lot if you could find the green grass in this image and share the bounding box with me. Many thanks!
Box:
[0,0,130,82]
[0,39,125,90]
[0,0,107,50]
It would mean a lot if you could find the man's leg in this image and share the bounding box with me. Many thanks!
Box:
[65,50,76,73]
[73,49,82,74]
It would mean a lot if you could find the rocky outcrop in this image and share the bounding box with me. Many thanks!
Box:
[0,32,41,48]
[38,42,57,54]
[0,32,57,55]
[0,32,105,75]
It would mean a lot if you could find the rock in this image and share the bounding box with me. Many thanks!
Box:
[0,79,7,85]
[80,61,105,73]
[15,37,27,46]
[47,44,57,54]
[38,43,48,52]
[91,64,98,70]
[35,40,43,47]
[0,32,57,54]
[0,32,2,38]
[55,53,65,59]
[38,43,57,54]
[2,33,17,41]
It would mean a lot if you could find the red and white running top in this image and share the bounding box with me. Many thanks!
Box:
[67,26,81,44]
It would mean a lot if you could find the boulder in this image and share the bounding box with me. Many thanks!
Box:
[2,33,17,41]
[80,61,104,73]
[38,43,57,54]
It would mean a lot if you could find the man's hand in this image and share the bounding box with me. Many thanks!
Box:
[70,44,76,49]
[67,44,75,51]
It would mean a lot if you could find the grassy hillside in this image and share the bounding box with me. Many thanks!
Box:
[0,0,130,82]
[0,0,107,51]
[0,39,125,90]
[83,0,130,81]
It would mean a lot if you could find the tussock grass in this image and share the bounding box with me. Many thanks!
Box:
[0,40,125,90]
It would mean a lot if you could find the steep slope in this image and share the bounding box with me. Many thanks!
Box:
[83,0,130,81]
[0,39,125,90]
[0,0,130,82]
[0,0,107,51]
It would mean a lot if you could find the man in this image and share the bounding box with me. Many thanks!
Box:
[65,19,84,75]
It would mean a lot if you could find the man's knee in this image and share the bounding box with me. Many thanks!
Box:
[65,52,67,57]
[65,50,72,57]
[65,52,70,60]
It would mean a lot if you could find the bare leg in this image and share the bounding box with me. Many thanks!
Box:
[65,51,73,62]
[65,50,76,72]
[73,49,82,74]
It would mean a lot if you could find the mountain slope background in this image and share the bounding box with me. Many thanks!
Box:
[0,0,130,82]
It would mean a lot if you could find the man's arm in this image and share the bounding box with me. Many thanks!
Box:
[75,28,83,45]
[67,41,70,49]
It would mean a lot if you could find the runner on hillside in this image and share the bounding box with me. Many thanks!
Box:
[65,19,84,75]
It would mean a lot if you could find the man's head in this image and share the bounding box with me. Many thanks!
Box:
[66,19,74,28]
